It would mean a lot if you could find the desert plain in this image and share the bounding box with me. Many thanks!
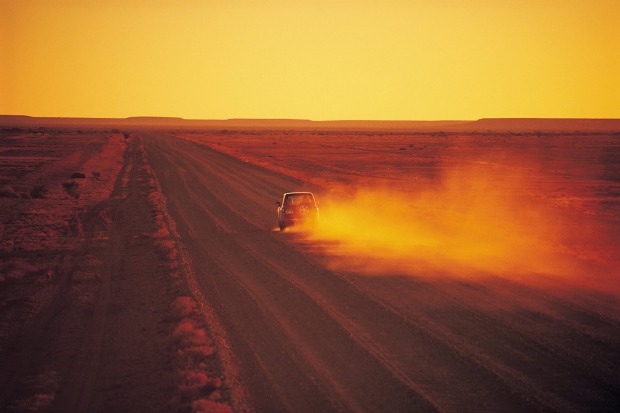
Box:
[0,118,619,412]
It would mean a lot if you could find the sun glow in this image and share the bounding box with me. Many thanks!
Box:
[2,0,619,119]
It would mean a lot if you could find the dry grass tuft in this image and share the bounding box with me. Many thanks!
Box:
[172,296,198,318]
[178,370,222,394]
[0,185,19,198]
[170,295,223,409]
[30,184,48,199]
[191,398,233,413]
[134,139,230,412]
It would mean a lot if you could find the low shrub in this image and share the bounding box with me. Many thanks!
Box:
[0,239,15,255]
[172,296,198,318]
[62,181,80,198]
[0,185,19,198]
[191,399,232,413]
[178,370,221,394]
[30,184,48,199]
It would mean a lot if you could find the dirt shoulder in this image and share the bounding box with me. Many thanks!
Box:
[0,129,231,413]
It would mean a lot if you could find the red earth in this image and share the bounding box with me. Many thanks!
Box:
[1,122,619,412]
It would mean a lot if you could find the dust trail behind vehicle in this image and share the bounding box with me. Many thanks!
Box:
[146,131,620,413]
[304,161,619,294]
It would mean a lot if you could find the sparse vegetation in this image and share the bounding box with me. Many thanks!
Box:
[191,399,233,413]
[30,184,48,199]
[62,181,80,198]
[0,128,226,413]
[0,239,15,255]
[136,140,230,411]
[171,296,223,410]
[0,185,19,198]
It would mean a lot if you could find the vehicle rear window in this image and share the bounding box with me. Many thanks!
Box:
[284,194,313,205]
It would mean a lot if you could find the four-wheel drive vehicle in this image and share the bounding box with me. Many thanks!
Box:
[276,192,319,231]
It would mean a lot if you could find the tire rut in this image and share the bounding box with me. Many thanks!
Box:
[145,133,562,412]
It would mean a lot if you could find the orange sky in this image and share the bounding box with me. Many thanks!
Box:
[1,0,618,120]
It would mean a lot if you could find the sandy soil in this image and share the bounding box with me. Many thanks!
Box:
[0,128,230,413]
[147,129,619,412]
[1,125,619,412]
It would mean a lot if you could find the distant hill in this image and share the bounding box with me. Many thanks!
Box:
[462,118,620,132]
[125,116,185,124]
[1,115,618,132]
[0,115,470,130]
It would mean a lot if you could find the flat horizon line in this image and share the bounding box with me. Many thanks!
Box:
[1,114,619,132]
[2,114,619,120]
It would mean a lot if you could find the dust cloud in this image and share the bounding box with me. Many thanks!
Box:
[304,163,618,288]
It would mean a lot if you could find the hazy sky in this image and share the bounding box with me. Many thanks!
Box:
[1,0,618,120]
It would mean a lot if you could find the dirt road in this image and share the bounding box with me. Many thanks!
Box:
[145,132,620,413]
[0,132,227,413]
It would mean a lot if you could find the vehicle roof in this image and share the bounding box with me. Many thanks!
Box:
[283,191,314,196]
